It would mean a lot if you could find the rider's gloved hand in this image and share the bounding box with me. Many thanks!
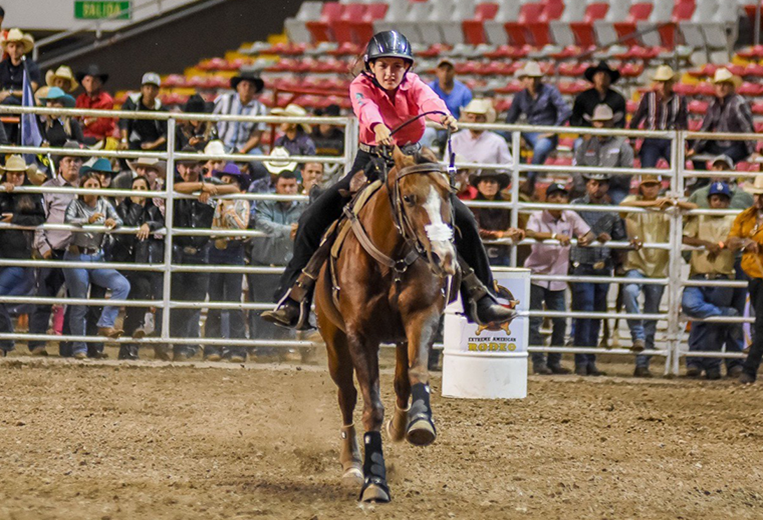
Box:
[373,123,392,146]
[441,114,458,132]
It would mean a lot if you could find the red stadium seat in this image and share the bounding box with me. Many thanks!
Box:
[672,83,697,96]
[738,82,763,96]
[330,3,366,43]
[626,100,639,114]
[306,2,343,42]
[569,3,609,47]
[352,3,389,43]
[687,100,709,114]
[657,0,695,49]
[613,3,654,46]
[463,3,500,45]
[752,102,763,115]
[505,2,545,46]
[526,0,565,46]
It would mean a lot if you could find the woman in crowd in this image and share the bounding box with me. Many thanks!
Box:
[176,94,217,151]
[113,176,165,360]
[0,156,45,356]
[271,103,316,157]
[64,172,130,359]
[39,87,85,147]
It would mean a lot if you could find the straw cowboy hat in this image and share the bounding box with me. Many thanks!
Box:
[712,68,742,88]
[45,66,79,92]
[461,98,497,123]
[585,104,614,123]
[584,61,620,84]
[516,61,544,79]
[742,175,763,195]
[0,155,47,186]
[264,147,298,175]
[270,103,311,133]
[1,29,34,54]
[127,157,166,177]
[470,169,510,190]
[652,65,678,82]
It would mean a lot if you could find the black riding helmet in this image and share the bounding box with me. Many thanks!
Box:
[364,30,414,71]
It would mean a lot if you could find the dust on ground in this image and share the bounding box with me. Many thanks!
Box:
[0,356,762,520]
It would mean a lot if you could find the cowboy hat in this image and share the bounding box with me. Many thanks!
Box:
[127,157,166,177]
[584,61,620,84]
[81,158,118,175]
[585,104,614,123]
[176,144,204,165]
[271,103,311,133]
[639,174,662,185]
[38,86,76,108]
[516,61,544,79]
[712,68,742,88]
[230,72,265,93]
[461,98,497,123]
[652,65,678,83]
[75,64,109,84]
[45,66,79,92]
[470,169,510,190]
[1,29,34,54]
[264,147,298,175]
[582,172,611,181]
[742,175,763,195]
[212,162,251,191]
[183,94,209,114]
[0,155,47,185]
[204,140,228,157]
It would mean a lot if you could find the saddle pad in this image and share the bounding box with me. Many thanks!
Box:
[331,180,383,260]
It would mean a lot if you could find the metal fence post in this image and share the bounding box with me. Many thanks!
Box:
[343,117,359,176]
[664,130,685,376]
[161,118,177,344]
[510,130,521,267]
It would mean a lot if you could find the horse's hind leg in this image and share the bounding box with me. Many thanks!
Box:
[386,342,410,443]
[325,323,362,486]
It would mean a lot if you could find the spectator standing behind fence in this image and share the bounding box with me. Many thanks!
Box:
[629,66,687,168]
[681,181,742,380]
[570,62,626,130]
[113,176,165,361]
[271,103,316,158]
[571,104,634,204]
[38,87,84,147]
[250,170,305,358]
[728,175,763,384]
[620,175,696,377]
[469,169,525,266]
[63,172,130,360]
[30,142,83,357]
[451,99,512,167]
[213,72,267,156]
[204,163,250,363]
[688,68,754,171]
[75,65,115,145]
[422,57,473,149]
[119,73,167,152]
[0,156,45,357]
[301,161,324,198]
[170,148,239,361]
[524,183,593,375]
[570,173,626,376]
[505,61,571,194]
[176,94,216,151]
[0,29,40,104]
[311,104,345,157]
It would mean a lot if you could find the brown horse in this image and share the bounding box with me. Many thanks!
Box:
[314,147,458,503]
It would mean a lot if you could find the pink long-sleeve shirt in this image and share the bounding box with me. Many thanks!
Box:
[350,72,450,146]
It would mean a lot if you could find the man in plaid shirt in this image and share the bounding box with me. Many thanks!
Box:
[570,173,626,376]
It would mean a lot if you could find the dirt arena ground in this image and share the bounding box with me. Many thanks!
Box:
[1,353,762,520]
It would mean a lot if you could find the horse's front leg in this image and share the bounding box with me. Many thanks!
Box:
[346,330,390,503]
[404,310,441,447]
[386,342,411,443]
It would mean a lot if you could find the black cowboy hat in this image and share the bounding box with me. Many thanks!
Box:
[584,61,620,84]
[470,169,510,190]
[230,72,265,93]
[183,94,209,114]
[75,64,109,84]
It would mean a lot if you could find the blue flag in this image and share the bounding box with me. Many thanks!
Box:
[21,67,43,164]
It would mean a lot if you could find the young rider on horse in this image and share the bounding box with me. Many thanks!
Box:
[262,30,515,329]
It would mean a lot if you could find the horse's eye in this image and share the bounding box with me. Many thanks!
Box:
[402,195,415,205]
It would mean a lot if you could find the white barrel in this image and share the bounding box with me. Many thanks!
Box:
[441,269,530,399]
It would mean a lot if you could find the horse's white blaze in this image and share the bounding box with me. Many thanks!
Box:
[423,187,456,263]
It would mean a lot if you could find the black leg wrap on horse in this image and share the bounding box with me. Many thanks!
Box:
[405,383,436,447]
[360,431,390,501]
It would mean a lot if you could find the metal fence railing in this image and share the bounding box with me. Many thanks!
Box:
[0,105,757,375]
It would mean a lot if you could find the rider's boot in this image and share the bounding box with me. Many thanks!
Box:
[459,259,517,326]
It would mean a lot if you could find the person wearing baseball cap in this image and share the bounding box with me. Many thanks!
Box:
[687,155,753,210]
[569,172,626,375]
[118,72,168,151]
[682,180,741,379]
[687,67,755,169]
[428,56,472,121]
[572,104,634,204]
[506,61,571,194]
[629,65,688,168]
[524,182,594,375]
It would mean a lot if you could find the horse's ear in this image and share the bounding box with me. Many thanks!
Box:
[392,145,408,170]
[419,147,438,163]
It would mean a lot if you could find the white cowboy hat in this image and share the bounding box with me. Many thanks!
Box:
[0,29,34,54]
[742,175,763,195]
[516,61,544,79]
[45,65,79,92]
[586,104,614,122]
[0,154,47,185]
[712,68,742,88]
[264,147,298,175]
[461,98,497,123]
[652,65,678,82]
[270,103,311,134]
[203,140,227,158]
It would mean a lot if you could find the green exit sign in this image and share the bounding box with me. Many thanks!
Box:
[74,1,131,20]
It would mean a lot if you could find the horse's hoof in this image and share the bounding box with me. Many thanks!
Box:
[385,419,405,443]
[406,418,436,447]
[341,467,363,487]
[360,482,391,503]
